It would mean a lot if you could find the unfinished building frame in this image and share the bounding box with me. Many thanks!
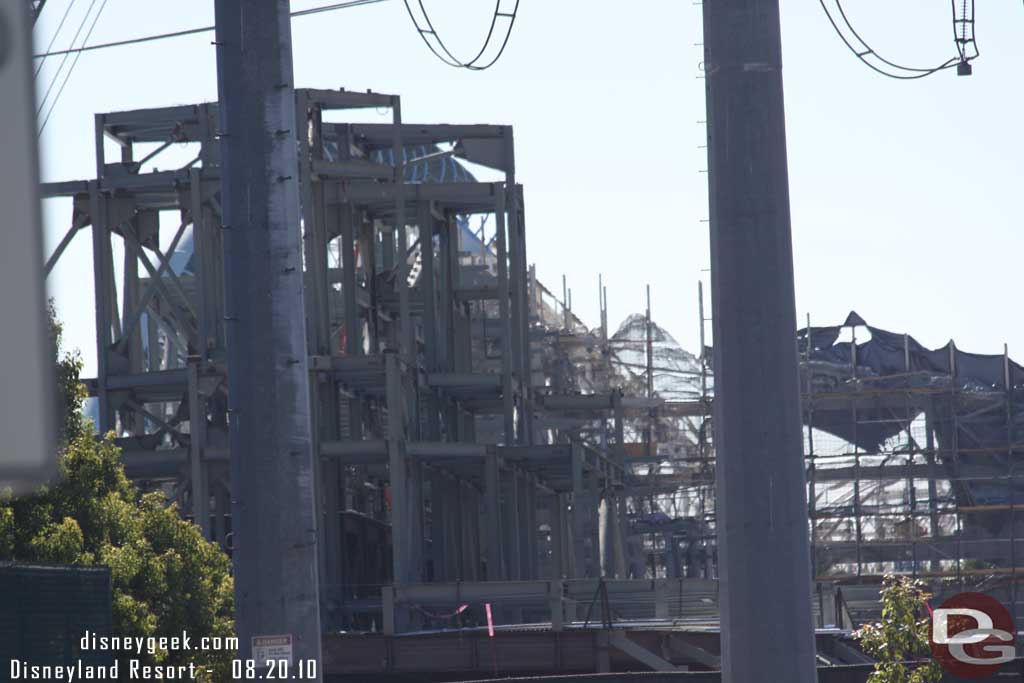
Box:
[801,314,1024,626]
[42,87,924,675]
[39,88,689,631]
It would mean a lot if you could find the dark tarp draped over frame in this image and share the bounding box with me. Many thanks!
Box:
[797,313,1024,536]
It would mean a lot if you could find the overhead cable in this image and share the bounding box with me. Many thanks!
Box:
[33,0,390,59]
[36,0,98,114]
[34,0,79,77]
[402,0,519,70]
[817,0,976,80]
[39,0,109,134]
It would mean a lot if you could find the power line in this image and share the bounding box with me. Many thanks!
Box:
[36,0,98,115]
[34,0,79,77]
[818,0,956,79]
[35,20,208,58]
[39,0,109,134]
[33,0,390,59]
[817,0,974,80]
[402,0,519,71]
[833,0,949,74]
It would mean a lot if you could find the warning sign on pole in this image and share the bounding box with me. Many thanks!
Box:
[252,634,293,666]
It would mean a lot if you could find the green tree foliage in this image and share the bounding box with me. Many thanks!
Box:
[0,307,235,679]
[855,575,943,683]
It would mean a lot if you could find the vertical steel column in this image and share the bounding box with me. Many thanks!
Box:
[485,450,504,580]
[187,360,210,536]
[88,180,112,432]
[516,472,530,579]
[146,306,160,373]
[805,316,817,577]
[1005,345,1017,625]
[297,93,331,356]
[852,402,862,575]
[213,0,322,669]
[456,482,469,580]
[467,487,482,580]
[419,204,439,372]
[503,467,524,622]
[599,473,610,577]
[925,404,940,573]
[121,222,142,380]
[644,285,654,458]
[587,458,601,577]
[385,351,411,585]
[449,478,464,579]
[610,493,626,581]
[495,187,515,444]
[90,115,119,433]
[409,456,425,583]
[562,275,569,330]
[511,186,533,443]
[503,467,522,580]
[550,493,564,579]
[613,391,637,578]
[430,471,447,581]
[507,196,525,445]
[571,444,587,578]
[607,484,626,579]
[523,474,538,579]
[389,98,412,360]
[498,130,527,446]
[298,93,342,618]
[439,212,454,375]
[702,0,816,680]
[341,207,360,356]
[190,168,220,357]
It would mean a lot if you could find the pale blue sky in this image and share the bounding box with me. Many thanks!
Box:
[34,0,1024,377]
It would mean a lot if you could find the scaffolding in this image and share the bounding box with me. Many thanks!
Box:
[543,305,1024,625]
[801,314,1024,625]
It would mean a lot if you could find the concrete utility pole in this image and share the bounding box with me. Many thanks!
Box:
[214,0,323,673]
[0,0,56,494]
[702,1,817,682]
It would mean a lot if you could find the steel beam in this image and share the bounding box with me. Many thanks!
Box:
[385,351,411,585]
[485,451,504,580]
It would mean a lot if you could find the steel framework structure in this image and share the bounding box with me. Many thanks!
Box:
[43,87,994,677]
[51,86,1011,674]
[42,88,681,634]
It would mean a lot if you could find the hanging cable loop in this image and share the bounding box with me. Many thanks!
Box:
[817,0,977,80]
[402,0,520,70]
